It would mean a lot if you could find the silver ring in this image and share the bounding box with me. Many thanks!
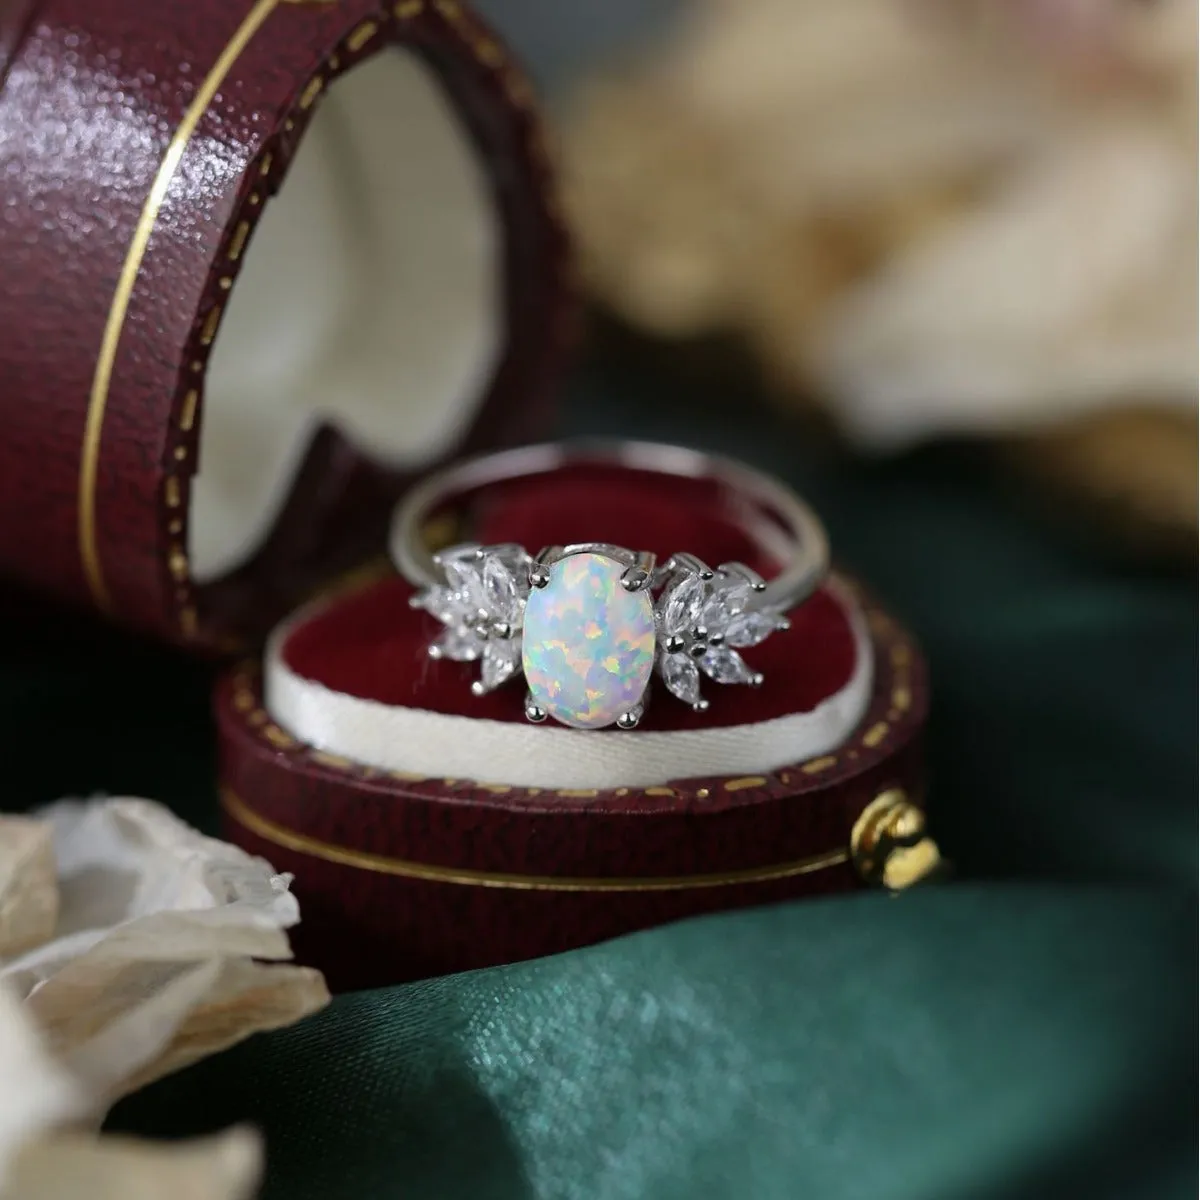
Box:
[390,440,830,730]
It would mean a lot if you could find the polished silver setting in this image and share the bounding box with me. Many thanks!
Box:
[615,704,644,730]
[392,441,829,729]
[410,542,531,695]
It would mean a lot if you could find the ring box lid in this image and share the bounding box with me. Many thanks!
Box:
[0,0,571,651]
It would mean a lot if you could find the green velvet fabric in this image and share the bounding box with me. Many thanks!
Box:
[4,353,1194,1198]
[111,889,1192,1200]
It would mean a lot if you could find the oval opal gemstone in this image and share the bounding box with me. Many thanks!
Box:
[522,552,656,729]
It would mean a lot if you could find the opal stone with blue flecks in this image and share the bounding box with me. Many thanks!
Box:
[522,552,656,729]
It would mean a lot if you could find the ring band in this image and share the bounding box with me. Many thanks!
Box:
[390,441,830,730]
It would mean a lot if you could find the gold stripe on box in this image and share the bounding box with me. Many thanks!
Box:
[221,789,848,892]
[80,0,285,610]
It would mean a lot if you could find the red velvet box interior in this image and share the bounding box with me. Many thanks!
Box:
[281,466,857,727]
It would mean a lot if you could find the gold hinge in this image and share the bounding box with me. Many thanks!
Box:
[851,789,943,891]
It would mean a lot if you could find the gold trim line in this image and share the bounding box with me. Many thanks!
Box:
[79,0,284,609]
[222,790,848,892]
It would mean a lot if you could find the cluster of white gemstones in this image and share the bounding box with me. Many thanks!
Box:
[411,543,789,720]
[410,544,532,696]
[654,556,789,712]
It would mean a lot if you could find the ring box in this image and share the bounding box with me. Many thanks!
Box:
[0,0,928,990]
[225,466,929,989]
[0,0,569,647]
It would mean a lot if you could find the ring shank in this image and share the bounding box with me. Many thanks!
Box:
[390,441,830,612]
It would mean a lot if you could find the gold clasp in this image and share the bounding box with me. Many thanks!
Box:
[851,789,942,891]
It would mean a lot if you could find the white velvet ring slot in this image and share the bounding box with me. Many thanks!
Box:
[264,582,874,790]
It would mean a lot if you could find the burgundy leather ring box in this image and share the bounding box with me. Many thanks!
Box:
[216,469,929,990]
[0,0,930,990]
[0,0,570,648]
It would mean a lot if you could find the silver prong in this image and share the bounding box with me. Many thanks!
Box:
[616,703,644,730]
[663,633,686,655]
[490,620,513,640]
[408,592,425,610]
[749,672,765,687]
[471,621,490,641]
[529,545,561,590]
[721,561,767,591]
[691,698,710,713]
[620,550,657,592]
[707,631,724,648]
[471,680,486,697]
[688,640,708,659]
[777,616,791,632]
[671,552,713,581]
[428,643,444,660]
[524,693,547,723]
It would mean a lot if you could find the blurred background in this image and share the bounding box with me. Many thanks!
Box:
[498,0,1196,555]
[439,0,1198,885]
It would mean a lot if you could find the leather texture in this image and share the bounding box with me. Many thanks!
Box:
[216,581,926,990]
[0,0,570,649]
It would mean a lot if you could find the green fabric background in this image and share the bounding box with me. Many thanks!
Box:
[1,348,1191,1198]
